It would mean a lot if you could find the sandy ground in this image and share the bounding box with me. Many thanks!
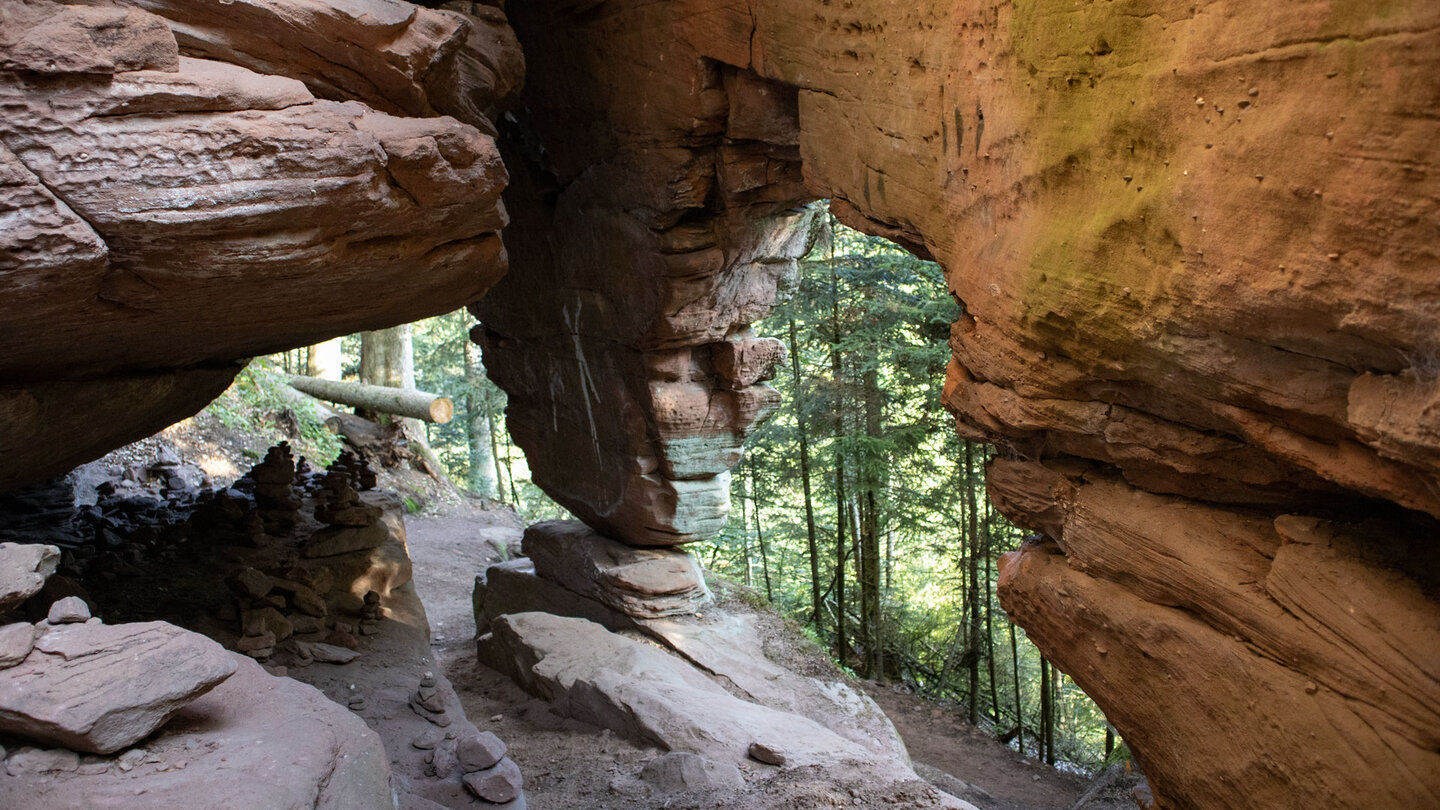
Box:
[405,507,1135,810]
[406,510,679,809]
[861,686,1134,810]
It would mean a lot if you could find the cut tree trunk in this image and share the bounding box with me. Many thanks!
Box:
[285,375,453,423]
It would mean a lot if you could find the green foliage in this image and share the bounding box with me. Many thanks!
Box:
[204,359,344,465]
[704,216,1117,773]
[408,309,567,521]
[261,309,566,519]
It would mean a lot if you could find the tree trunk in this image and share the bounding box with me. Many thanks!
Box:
[1041,657,1055,765]
[830,259,849,666]
[739,462,753,587]
[307,337,345,380]
[463,340,497,497]
[1009,618,1023,756]
[984,472,1000,724]
[359,326,412,390]
[500,427,520,506]
[966,442,982,726]
[849,494,865,673]
[861,364,884,681]
[788,318,823,628]
[285,375,453,423]
[752,462,773,601]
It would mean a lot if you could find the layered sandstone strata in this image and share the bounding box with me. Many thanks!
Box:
[0,0,521,490]
[472,2,818,543]
[484,0,1440,806]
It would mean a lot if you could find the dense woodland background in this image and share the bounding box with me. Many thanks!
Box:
[227,217,1123,773]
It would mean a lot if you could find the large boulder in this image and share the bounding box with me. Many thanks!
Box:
[0,543,59,612]
[479,612,974,808]
[521,521,711,618]
[0,620,237,753]
[0,655,393,810]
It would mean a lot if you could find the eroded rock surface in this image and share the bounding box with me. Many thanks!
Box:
[473,0,816,543]
[482,0,1440,806]
[521,520,711,618]
[992,460,1440,810]
[0,543,59,612]
[0,0,520,490]
[0,620,237,754]
[0,655,393,810]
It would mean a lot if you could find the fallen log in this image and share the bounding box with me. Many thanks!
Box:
[284,375,453,423]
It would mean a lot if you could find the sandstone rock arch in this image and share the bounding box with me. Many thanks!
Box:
[1,0,1436,807]
[475,1,1440,807]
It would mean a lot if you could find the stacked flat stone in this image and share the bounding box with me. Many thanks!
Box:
[302,470,386,558]
[226,562,335,661]
[188,490,264,547]
[293,457,322,494]
[359,590,384,635]
[328,451,377,492]
[408,671,451,727]
[246,443,300,534]
[147,446,191,496]
[458,730,524,805]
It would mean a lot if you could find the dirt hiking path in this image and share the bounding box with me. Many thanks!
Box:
[406,508,1132,810]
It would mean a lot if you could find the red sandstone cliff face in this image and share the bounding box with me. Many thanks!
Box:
[473,0,819,544]
[0,0,521,489]
[483,0,1440,806]
[2,0,1436,804]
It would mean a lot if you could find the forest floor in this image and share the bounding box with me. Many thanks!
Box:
[406,502,1137,810]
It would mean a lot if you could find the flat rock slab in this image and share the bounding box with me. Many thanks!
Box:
[303,521,389,558]
[481,611,864,766]
[0,620,236,753]
[522,521,710,619]
[297,640,360,664]
[480,613,976,808]
[0,543,59,611]
[640,612,908,761]
[474,558,639,636]
[0,655,393,810]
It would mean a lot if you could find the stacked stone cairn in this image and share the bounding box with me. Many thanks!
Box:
[457,730,523,804]
[293,457,322,494]
[360,589,384,635]
[409,670,451,727]
[189,488,265,547]
[407,669,524,805]
[330,450,377,492]
[247,442,301,535]
[302,469,386,558]
[219,449,393,666]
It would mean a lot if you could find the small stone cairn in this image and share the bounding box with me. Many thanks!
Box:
[248,442,301,535]
[301,467,385,558]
